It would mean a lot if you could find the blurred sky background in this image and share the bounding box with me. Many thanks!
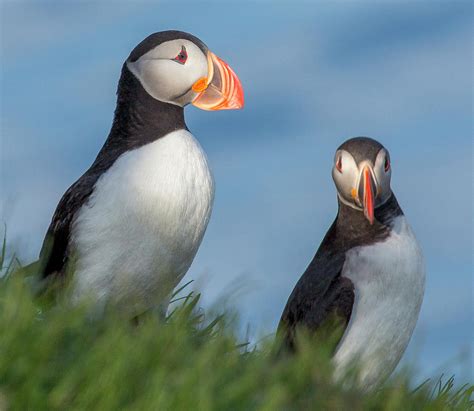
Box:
[1,0,472,384]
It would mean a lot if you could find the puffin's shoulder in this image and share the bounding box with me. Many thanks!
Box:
[277,218,355,349]
[39,166,101,277]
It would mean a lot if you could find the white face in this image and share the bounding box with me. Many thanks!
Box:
[127,39,209,106]
[332,148,392,209]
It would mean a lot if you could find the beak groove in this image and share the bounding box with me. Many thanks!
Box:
[192,51,244,111]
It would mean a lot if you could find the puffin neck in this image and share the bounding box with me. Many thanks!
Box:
[335,194,403,238]
[105,64,187,152]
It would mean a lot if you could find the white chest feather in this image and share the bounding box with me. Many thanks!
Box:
[333,216,425,390]
[71,130,214,311]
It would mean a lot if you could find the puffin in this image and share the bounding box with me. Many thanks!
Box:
[277,137,425,390]
[38,30,244,316]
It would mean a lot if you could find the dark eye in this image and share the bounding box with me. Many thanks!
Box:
[384,156,390,172]
[173,46,188,64]
[336,156,343,173]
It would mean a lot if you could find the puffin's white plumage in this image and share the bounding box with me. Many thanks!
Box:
[278,137,425,391]
[71,130,214,311]
[334,215,425,389]
[38,30,243,316]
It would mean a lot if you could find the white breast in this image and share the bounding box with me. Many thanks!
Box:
[333,215,425,390]
[71,129,214,314]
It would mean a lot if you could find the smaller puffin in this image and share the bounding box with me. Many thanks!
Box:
[38,31,243,316]
[278,137,425,390]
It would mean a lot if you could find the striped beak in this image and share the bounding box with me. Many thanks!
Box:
[191,51,244,111]
[358,166,377,225]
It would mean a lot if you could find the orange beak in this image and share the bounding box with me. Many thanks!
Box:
[192,51,244,111]
[362,167,375,225]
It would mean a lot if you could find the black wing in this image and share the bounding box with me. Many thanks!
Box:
[277,195,404,352]
[277,221,355,352]
[38,134,129,279]
[38,171,100,278]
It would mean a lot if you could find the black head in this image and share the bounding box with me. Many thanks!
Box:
[332,137,392,224]
[124,30,243,110]
[337,137,384,165]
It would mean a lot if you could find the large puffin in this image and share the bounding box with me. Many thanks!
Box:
[278,137,425,390]
[38,31,243,315]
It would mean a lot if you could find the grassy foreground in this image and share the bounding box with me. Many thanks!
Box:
[0,245,472,410]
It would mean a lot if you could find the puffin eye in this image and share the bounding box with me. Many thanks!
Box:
[384,156,390,172]
[173,46,188,64]
[336,156,343,173]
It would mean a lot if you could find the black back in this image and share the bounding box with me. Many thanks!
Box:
[277,194,403,350]
[38,31,199,278]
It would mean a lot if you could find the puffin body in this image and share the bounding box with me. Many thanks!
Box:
[39,31,243,315]
[72,129,214,310]
[334,212,424,388]
[278,137,425,390]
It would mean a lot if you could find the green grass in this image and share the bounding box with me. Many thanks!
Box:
[0,236,472,410]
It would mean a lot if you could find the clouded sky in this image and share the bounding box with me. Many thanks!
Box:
[1,0,472,383]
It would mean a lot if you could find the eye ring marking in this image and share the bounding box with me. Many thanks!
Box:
[384,155,390,172]
[173,46,188,65]
[336,156,343,173]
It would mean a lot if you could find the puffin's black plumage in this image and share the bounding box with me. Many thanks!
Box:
[38,30,244,319]
[278,136,426,391]
[337,137,385,165]
[277,178,403,350]
[39,31,199,279]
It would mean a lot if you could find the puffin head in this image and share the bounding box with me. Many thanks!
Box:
[126,30,244,110]
[332,137,392,224]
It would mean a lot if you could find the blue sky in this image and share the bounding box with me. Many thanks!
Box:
[1,1,472,383]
